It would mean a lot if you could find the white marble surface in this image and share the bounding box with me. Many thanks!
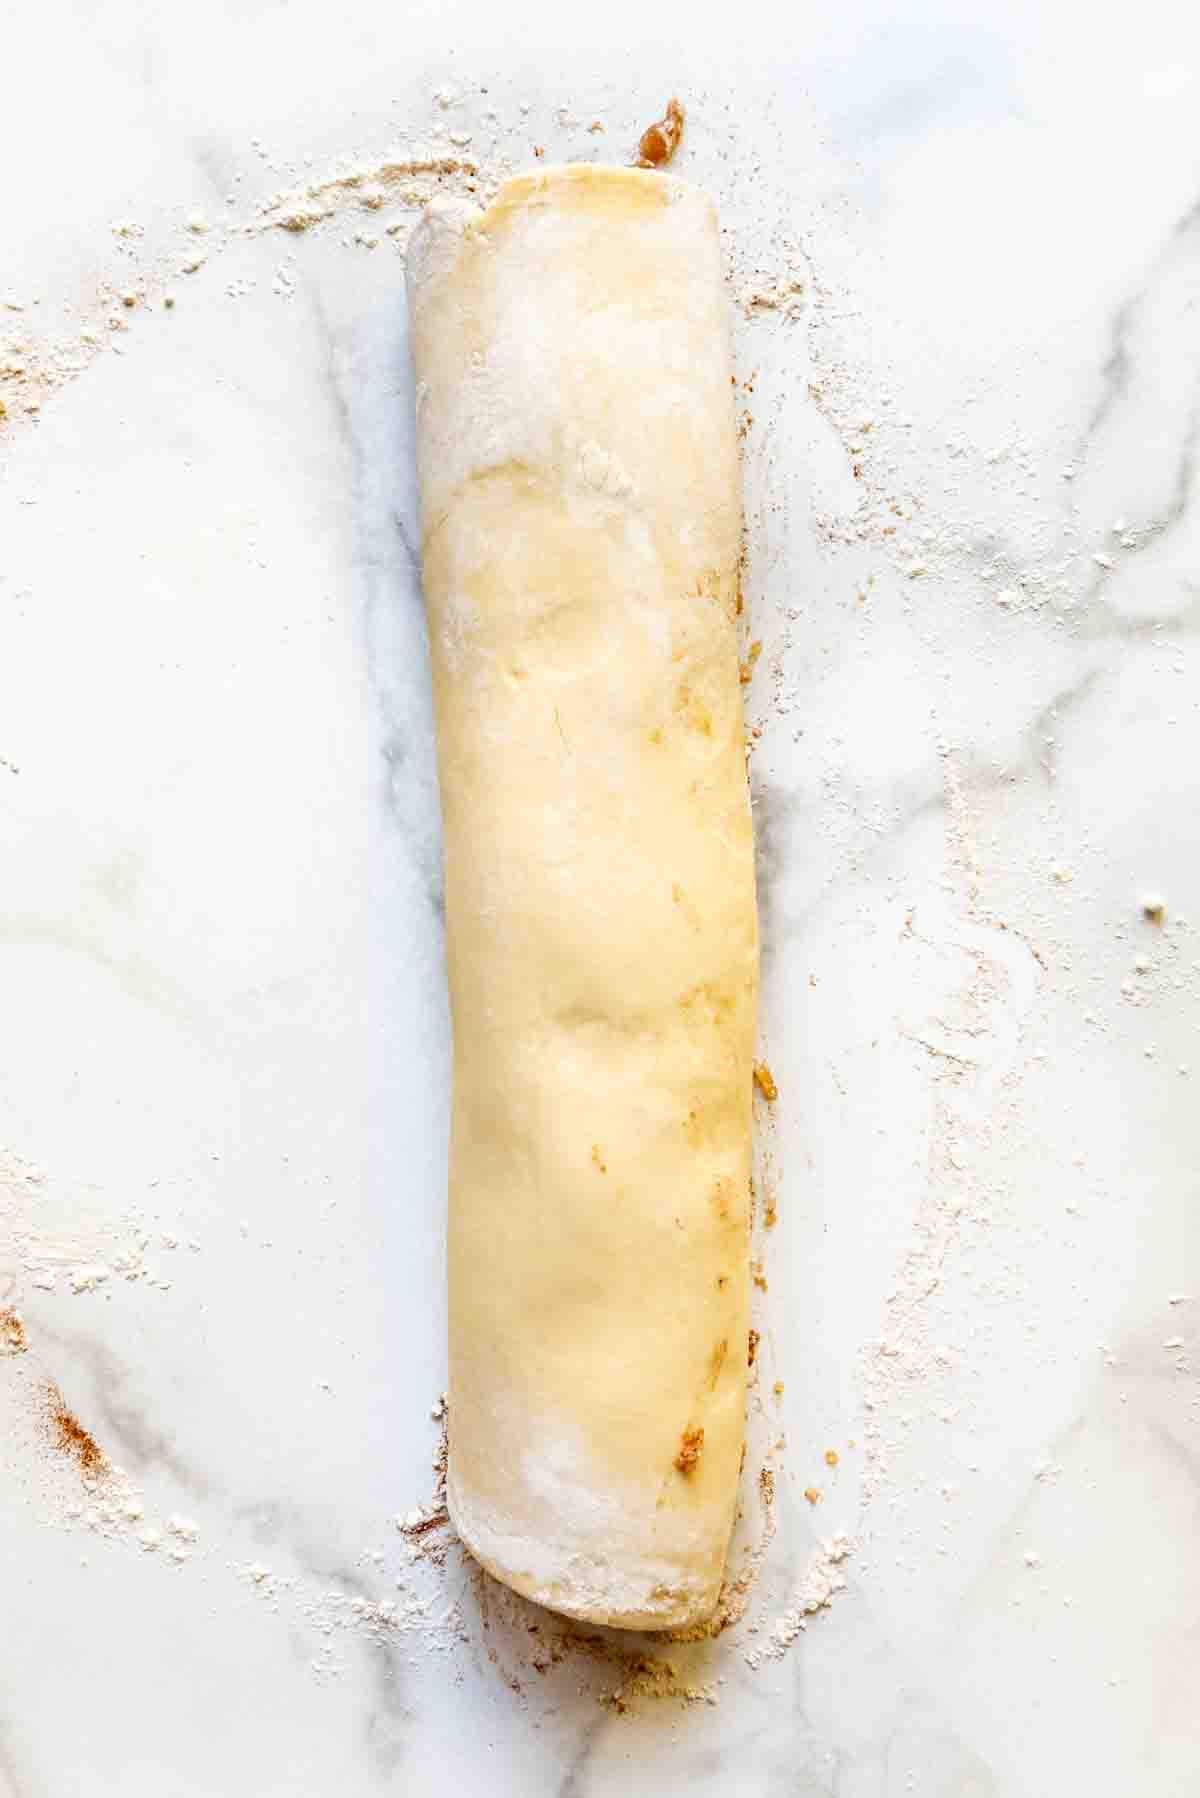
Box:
[2,5,1199,1793]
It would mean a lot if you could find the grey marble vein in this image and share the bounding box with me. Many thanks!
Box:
[35,1323,209,1495]
[318,289,446,919]
[236,1501,413,1770]
[554,1714,609,1798]
[1071,185,1200,556]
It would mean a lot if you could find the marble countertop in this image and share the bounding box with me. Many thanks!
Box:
[2,6,1198,1793]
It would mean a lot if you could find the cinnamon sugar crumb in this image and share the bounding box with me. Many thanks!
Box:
[0,1308,28,1355]
[602,1653,712,1713]
[674,1426,704,1475]
[804,1486,821,1505]
[399,1400,452,1567]
[46,1386,108,1478]
[747,1328,760,1367]
[824,1448,839,1467]
[398,1507,449,1539]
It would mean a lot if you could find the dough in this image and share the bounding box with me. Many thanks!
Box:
[406,165,758,1629]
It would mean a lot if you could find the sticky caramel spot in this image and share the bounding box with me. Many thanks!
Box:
[747,1328,760,1367]
[825,1448,839,1467]
[753,1061,778,1102]
[804,1486,821,1505]
[674,1426,704,1475]
[636,97,684,168]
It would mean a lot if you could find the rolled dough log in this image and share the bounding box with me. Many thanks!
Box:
[407,165,758,1630]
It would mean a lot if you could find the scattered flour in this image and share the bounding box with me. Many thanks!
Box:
[744,1534,855,1667]
[738,273,806,321]
[256,155,487,240]
[0,1144,179,1298]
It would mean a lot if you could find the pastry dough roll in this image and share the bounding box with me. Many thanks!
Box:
[407,166,758,1629]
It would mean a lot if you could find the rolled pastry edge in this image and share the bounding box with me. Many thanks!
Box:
[448,1471,726,1631]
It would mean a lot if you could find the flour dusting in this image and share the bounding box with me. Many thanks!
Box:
[744,1534,855,1667]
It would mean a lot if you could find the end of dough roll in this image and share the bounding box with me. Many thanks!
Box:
[407,166,758,1630]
